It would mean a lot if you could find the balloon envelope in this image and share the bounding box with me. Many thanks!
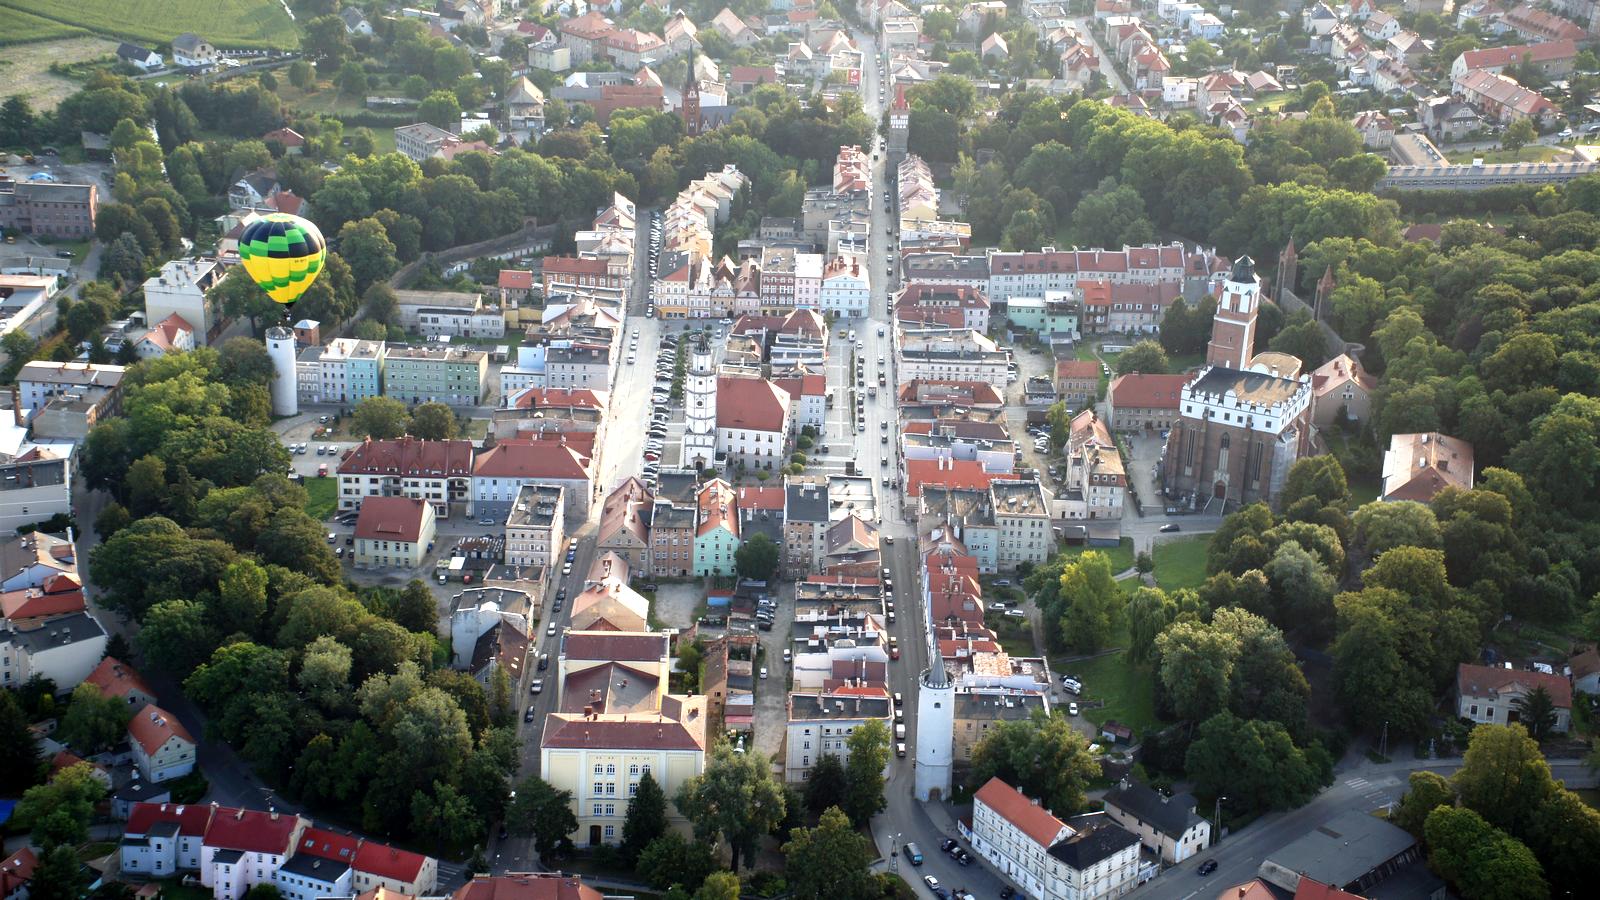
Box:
[238,213,326,306]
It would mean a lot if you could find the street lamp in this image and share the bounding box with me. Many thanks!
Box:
[1213,796,1227,848]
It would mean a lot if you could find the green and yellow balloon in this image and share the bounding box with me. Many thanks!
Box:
[237,213,325,314]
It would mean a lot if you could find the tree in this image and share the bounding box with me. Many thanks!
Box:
[1279,455,1350,514]
[337,217,400,291]
[214,558,269,637]
[969,710,1100,815]
[14,763,108,850]
[804,753,848,814]
[1453,723,1558,837]
[1056,550,1124,652]
[621,771,669,863]
[1425,806,1548,900]
[1512,687,1560,743]
[243,886,282,900]
[1353,501,1440,556]
[507,775,578,860]
[735,532,779,580]
[694,873,741,900]
[784,807,876,900]
[336,61,369,98]
[1394,770,1456,837]
[674,741,787,870]
[843,718,890,826]
[352,396,412,439]
[409,402,459,440]
[1185,712,1327,815]
[636,831,718,893]
[1114,340,1170,375]
[1502,118,1537,159]
[0,688,42,795]
[1127,587,1176,664]
[56,683,132,753]
[28,845,89,900]
[419,91,463,131]
[137,599,220,675]
[299,636,354,712]
[288,60,315,89]
[1525,788,1600,898]
[1071,178,1153,248]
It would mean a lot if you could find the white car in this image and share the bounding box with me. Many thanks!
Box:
[760,666,769,679]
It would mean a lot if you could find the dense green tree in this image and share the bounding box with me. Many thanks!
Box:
[804,753,848,815]
[56,683,132,753]
[1512,687,1559,742]
[674,741,787,870]
[1126,586,1176,664]
[784,807,876,900]
[843,718,890,826]
[1394,770,1455,837]
[353,396,412,439]
[29,845,90,900]
[969,709,1099,815]
[337,217,400,291]
[1185,712,1327,815]
[735,532,780,580]
[1113,340,1170,375]
[636,831,718,893]
[620,770,669,863]
[693,873,741,900]
[1524,788,1600,898]
[14,763,107,850]
[138,599,220,675]
[1054,550,1124,652]
[1352,501,1440,556]
[507,775,578,860]
[1425,806,1548,900]
[1452,724,1558,837]
[408,402,458,441]
[0,688,43,794]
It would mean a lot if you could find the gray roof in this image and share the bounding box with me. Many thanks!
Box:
[953,692,1044,721]
[117,42,157,60]
[1047,813,1139,870]
[11,611,105,654]
[279,853,350,881]
[1260,811,1417,893]
[1188,365,1305,407]
[10,181,96,204]
[211,849,244,865]
[1102,780,1202,839]
[786,481,830,523]
[0,456,67,491]
[789,693,891,721]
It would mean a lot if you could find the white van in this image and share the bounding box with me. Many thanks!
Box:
[1062,677,1083,695]
[894,722,906,739]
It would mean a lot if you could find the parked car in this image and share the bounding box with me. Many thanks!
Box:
[940,839,959,853]
[1160,523,1181,532]
[530,679,544,694]
[1198,860,1218,876]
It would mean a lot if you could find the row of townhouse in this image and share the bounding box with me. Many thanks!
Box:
[335,435,597,525]
[653,166,748,318]
[120,803,436,900]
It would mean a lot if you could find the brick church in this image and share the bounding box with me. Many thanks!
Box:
[1160,256,1315,513]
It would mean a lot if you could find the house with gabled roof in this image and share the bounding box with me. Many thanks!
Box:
[1456,662,1571,732]
[964,777,1141,899]
[128,704,196,783]
[117,43,163,71]
[85,656,157,712]
[1380,432,1473,502]
[1102,777,1211,863]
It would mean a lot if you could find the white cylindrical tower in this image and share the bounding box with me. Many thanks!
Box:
[914,661,954,802]
[266,326,298,417]
[683,331,717,469]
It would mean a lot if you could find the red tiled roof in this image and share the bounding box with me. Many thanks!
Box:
[355,496,432,544]
[1,584,85,620]
[542,256,611,276]
[203,806,299,855]
[127,704,195,756]
[453,875,602,900]
[298,826,359,863]
[1457,662,1572,709]
[716,377,790,432]
[731,65,777,83]
[340,437,474,477]
[563,631,668,662]
[736,485,786,511]
[905,459,1009,496]
[511,388,607,412]
[473,441,591,480]
[1293,878,1364,900]
[353,840,431,883]
[499,270,535,290]
[265,190,304,216]
[85,657,155,705]
[263,127,305,148]
[542,716,705,751]
[774,373,827,401]
[560,10,616,41]
[1055,360,1099,380]
[974,777,1068,848]
[1108,373,1190,410]
[126,802,215,837]
[0,848,37,900]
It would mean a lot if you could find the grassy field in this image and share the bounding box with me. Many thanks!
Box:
[0,36,120,111]
[0,6,88,43]
[1057,626,1160,738]
[304,477,337,521]
[1059,537,1136,574]
[1447,145,1572,165]
[1153,534,1209,591]
[0,0,298,49]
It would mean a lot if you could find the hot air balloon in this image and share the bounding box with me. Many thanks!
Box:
[237,213,325,313]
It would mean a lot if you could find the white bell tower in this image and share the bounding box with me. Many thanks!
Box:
[683,331,717,469]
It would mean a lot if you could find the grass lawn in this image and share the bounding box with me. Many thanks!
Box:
[0,7,87,43]
[985,611,1036,657]
[1167,351,1204,373]
[1447,145,1571,165]
[1247,89,1298,114]
[1059,537,1136,574]
[1153,534,1209,591]
[304,477,337,521]
[1349,475,1381,507]
[0,0,298,49]
[1056,626,1160,738]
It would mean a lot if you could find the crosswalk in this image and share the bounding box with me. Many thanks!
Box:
[1342,776,1397,811]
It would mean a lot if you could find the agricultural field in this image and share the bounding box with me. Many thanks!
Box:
[0,6,87,44]
[0,0,298,50]
[0,36,120,111]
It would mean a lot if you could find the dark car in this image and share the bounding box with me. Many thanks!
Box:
[999,889,1015,900]
[1197,859,1218,876]
[1160,523,1181,533]
[940,839,959,853]
[954,850,973,866]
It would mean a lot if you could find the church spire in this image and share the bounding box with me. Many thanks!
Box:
[682,45,702,138]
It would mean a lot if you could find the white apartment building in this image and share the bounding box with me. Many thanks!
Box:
[143,259,224,345]
[784,691,894,783]
[505,483,565,568]
[964,777,1141,900]
[819,255,870,315]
